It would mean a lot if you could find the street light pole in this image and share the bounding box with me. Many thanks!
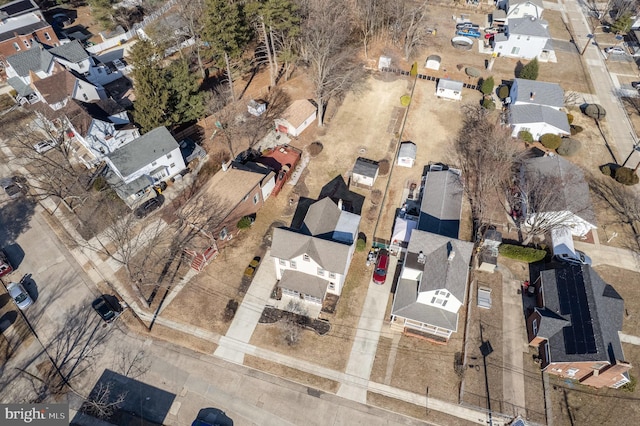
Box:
[581,34,594,55]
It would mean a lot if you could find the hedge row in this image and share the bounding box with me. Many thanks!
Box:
[499,244,547,263]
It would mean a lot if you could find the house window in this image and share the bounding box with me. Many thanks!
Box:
[511,47,520,55]
[532,318,538,336]
[13,42,20,51]
[253,193,259,204]
[442,300,448,307]
[279,259,286,266]
[328,282,336,291]
[544,341,550,364]
[82,93,88,101]
[219,227,228,240]
[170,163,175,168]
[289,260,297,269]
[166,153,172,159]
[303,254,310,262]
[317,268,325,276]
[23,40,30,48]
[44,32,51,41]
[329,272,336,279]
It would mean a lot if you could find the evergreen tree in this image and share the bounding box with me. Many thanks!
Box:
[519,58,539,80]
[612,13,633,34]
[167,59,205,125]
[480,76,495,95]
[130,40,170,132]
[203,0,251,101]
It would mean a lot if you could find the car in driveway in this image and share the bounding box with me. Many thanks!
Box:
[134,196,164,219]
[0,248,13,277]
[33,139,56,154]
[372,249,390,285]
[92,296,118,323]
[605,46,627,55]
[6,280,33,310]
[2,176,26,199]
[553,250,592,266]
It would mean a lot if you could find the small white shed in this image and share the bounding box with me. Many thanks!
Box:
[275,100,317,137]
[436,79,464,101]
[425,55,441,71]
[352,157,379,187]
[397,142,417,168]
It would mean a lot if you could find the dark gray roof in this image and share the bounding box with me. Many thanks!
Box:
[523,155,596,225]
[107,127,178,178]
[104,167,152,201]
[512,78,564,108]
[510,104,570,133]
[539,266,625,364]
[398,142,416,159]
[508,17,549,38]
[353,157,378,178]
[303,197,342,237]
[0,20,49,42]
[278,269,329,299]
[418,169,463,238]
[6,45,54,77]
[392,279,460,331]
[7,76,34,96]
[404,230,473,301]
[49,40,90,63]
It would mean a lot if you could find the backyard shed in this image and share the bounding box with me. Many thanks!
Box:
[436,79,463,101]
[425,55,441,70]
[397,142,417,168]
[275,100,317,137]
[378,55,391,70]
[352,157,379,188]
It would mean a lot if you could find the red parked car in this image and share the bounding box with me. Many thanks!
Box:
[372,249,390,285]
[0,249,13,277]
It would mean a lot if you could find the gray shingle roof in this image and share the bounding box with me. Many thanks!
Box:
[278,269,329,299]
[418,169,463,238]
[512,78,564,108]
[539,266,625,364]
[398,142,416,159]
[6,44,54,77]
[508,17,549,38]
[49,40,90,63]
[392,279,460,331]
[271,197,360,273]
[107,126,178,178]
[510,104,570,133]
[0,20,49,43]
[510,0,543,9]
[353,157,379,178]
[438,79,463,91]
[7,76,33,96]
[405,230,473,301]
[523,155,596,226]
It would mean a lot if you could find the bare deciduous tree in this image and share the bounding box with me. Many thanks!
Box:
[301,0,363,126]
[451,105,524,238]
[82,382,128,420]
[280,300,308,346]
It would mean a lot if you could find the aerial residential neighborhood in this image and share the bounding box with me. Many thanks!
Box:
[1,0,640,425]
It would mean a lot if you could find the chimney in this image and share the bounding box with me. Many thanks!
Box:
[417,251,426,264]
[448,250,456,261]
[530,91,535,100]
[337,199,343,210]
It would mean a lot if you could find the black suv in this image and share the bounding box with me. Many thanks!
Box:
[134,196,164,219]
[92,296,119,323]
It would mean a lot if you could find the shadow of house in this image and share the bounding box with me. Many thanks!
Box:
[73,369,176,426]
[319,175,365,215]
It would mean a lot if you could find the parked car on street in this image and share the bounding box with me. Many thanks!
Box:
[372,249,390,285]
[6,279,33,310]
[33,139,56,154]
[92,296,119,323]
[0,249,13,277]
[192,408,233,426]
[134,196,164,219]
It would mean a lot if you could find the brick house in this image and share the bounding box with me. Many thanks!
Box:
[526,265,631,389]
[0,0,60,62]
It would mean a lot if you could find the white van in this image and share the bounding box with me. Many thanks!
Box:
[551,227,592,265]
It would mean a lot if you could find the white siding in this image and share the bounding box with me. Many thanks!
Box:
[273,253,345,295]
[494,35,548,60]
[114,146,185,183]
[511,122,569,139]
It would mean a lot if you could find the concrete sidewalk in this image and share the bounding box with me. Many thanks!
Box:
[574,240,640,271]
[214,249,277,363]
[619,332,640,345]
[337,258,397,403]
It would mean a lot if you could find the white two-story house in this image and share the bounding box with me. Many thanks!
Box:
[270,197,360,311]
[105,126,186,207]
[390,230,473,343]
[492,17,553,60]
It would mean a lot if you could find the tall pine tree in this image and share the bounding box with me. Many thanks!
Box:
[167,59,205,125]
[130,40,170,133]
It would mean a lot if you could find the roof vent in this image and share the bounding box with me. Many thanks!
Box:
[417,251,426,264]
[530,91,535,100]
[337,198,343,210]
[448,250,456,261]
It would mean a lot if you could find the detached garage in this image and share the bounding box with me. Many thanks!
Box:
[397,142,416,168]
[436,79,463,101]
[275,100,317,137]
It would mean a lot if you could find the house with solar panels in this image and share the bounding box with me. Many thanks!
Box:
[526,265,631,389]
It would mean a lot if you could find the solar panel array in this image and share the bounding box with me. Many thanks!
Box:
[556,267,598,354]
